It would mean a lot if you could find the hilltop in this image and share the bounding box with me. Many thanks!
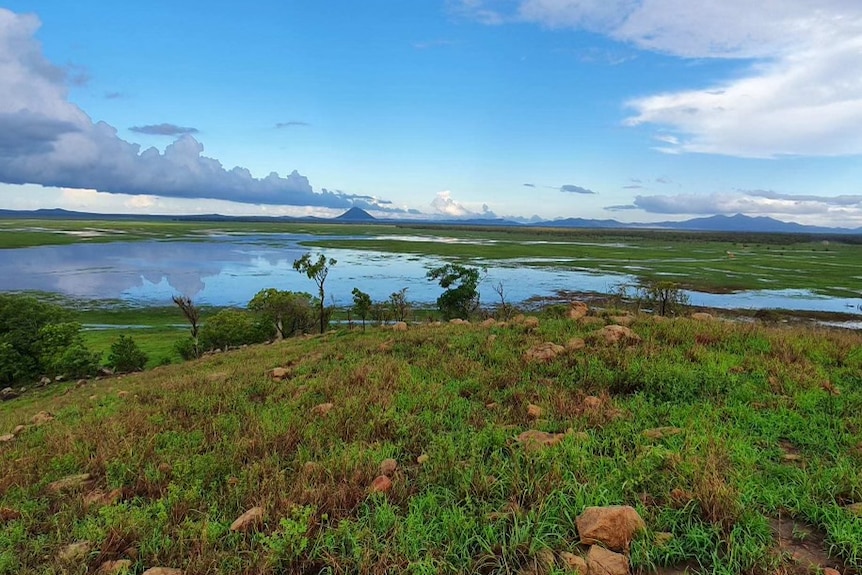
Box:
[1,311,861,574]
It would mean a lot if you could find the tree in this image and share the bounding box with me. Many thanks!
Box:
[293,253,337,334]
[637,280,689,317]
[172,295,201,358]
[427,264,484,320]
[199,309,274,352]
[492,280,514,320]
[249,288,315,338]
[351,288,372,331]
[107,335,148,373]
[388,288,411,322]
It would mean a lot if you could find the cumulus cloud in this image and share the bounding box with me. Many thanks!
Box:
[0,9,380,210]
[457,0,862,158]
[560,184,596,194]
[430,191,497,218]
[129,123,199,136]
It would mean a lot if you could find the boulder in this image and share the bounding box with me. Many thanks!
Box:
[586,545,629,575]
[32,411,54,425]
[522,317,540,331]
[12,425,25,435]
[527,404,543,419]
[567,302,589,320]
[97,559,133,574]
[230,506,264,532]
[370,475,392,493]
[576,505,645,551]
[1,387,19,400]
[380,458,398,476]
[559,551,587,574]
[566,338,586,351]
[57,541,92,562]
[269,367,290,381]
[449,318,469,325]
[481,318,497,328]
[524,342,565,362]
[595,325,640,345]
[39,376,51,386]
[48,473,92,493]
[0,433,13,443]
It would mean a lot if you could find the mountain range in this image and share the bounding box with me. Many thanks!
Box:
[1,207,860,235]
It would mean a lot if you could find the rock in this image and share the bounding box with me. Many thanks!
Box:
[449,318,469,325]
[481,318,496,327]
[83,488,123,509]
[118,390,129,398]
[76,379,88,387]
[559,551,587,574]
[380,458,398,477]
[141,569,183,575]
[1,386,19,400]
[12,425,26,435]
[32,411,54,425]
[595,325,641,345]
[392,321,408,331]
[527,404,543,419]
[48,473,92,493]
[566,338,586,351]
[568,301,589,320]
[39,376,51,386]
[89,394,99,401]
[587,545,629,575]
[691,312,714,321]
[516,430,566,451]
[0,507,22,522]
[524,342,565,362]
[846,502,862,516]
[97,559,133,574]
[576,505,646,551]
[0,433,13,443]
[822,569,840,575]
[370,475,392,493]
[642,427,683,440]
[416,454,429,464]
[230,506,264,532]
[57,540,92,562]
[310,402,334,416]
[55,375,65,382]
[522,316,540,331]
[270,367,290,381]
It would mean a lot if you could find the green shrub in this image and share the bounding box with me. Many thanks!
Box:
[174,337,198,361]
[107,335,149,373]
[199,309,274,352]
[249,289,316,337]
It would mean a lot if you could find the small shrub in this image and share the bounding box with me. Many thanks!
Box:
[107,335,148,373]
[174,337,198,361]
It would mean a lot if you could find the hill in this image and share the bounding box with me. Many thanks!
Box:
[1,313,861,574]
[335,207,376,221]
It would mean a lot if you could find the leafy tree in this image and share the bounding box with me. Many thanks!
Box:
[249,288,315,338]
[38,322,100,378]
[388,288,411,322]
[637,280,690,317]
[293,253,337,334]
[351,288,372,331]
[199,309,274,352]
[107,335,148,373]
[427,264,484,320]
[172,295,201,358]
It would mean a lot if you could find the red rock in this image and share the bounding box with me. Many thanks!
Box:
[587,545,629,575]
[270,367,290,381]
[527,404,543,418]
[370,475,392,493]
[595,325,640,345]
[524,342,565,362]
[566,338,586,351]
[559,551,587,574]
[576,505,645,551]
[97,559,133,574]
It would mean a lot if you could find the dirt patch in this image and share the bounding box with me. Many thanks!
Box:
[770,517,847,574]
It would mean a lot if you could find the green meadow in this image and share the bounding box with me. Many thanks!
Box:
[1,312,862,574]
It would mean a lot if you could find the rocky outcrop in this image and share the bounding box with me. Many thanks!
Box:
[576,505,645,551]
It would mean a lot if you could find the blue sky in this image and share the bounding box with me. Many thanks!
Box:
[2,1,862,225]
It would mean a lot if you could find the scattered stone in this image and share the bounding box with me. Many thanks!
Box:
[83,488,123,509]
[1,387,19,400]
[118,390,129,398]
[559,551,587,574]
[0,433,13,443]
[522,316,540,331]
[0,507,22,522]
[141,568,183,575]
[576,505,646,551]
[76,379,88,388]
[230,506,264,532]
[392,322,408,331]
[566,338,586,351]
[32,411,54,425]
[524,342,565,362]
[517,430,566,451]
[654,532,674,546]
[39,376,51,386]
[587,545,629,575]
[370,475,392,493]
[527,404,543,419]
[609,315,634,327]
[846,502,862,516]
[380,458,398,477]
[481,318,496,328]
[642,427,683,440]
[269,367,290,381]
[595,325,641,345]
[48,473,92,493]
[449,318,469,325]
[567,301,589,320]
[97,559,133,574]
[310,402,334,416]
[690,312,714,321]
[416,454,429,464]
[57,541,92,562]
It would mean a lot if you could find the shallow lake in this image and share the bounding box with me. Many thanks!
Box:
[1,233,860,315]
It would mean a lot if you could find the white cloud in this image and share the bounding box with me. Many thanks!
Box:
[430,190,496,218]
[458,0,862,158]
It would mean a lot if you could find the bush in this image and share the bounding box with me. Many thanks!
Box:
[38,322,100,379]
[50,342,101,379]
[174,337,198,361]
[249,289,316,338]
[427,264,484,320]
[107,335,148,373]
[199,309,274,352]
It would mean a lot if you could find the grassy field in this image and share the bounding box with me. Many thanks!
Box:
[1,311,861,574]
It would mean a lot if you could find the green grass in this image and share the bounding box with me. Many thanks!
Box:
[1,312,861,574]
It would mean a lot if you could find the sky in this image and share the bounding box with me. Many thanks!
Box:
[1,1,862,226]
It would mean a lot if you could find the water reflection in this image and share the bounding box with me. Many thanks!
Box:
[0,236,860,315]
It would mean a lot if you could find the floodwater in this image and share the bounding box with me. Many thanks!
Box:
[0,234,860,315]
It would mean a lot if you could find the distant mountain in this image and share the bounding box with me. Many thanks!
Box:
[335,207,376,221]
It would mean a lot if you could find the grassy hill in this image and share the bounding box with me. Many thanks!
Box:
[1,311,861,574]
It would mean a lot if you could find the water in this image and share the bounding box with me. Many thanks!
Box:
[1,234,860,315]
